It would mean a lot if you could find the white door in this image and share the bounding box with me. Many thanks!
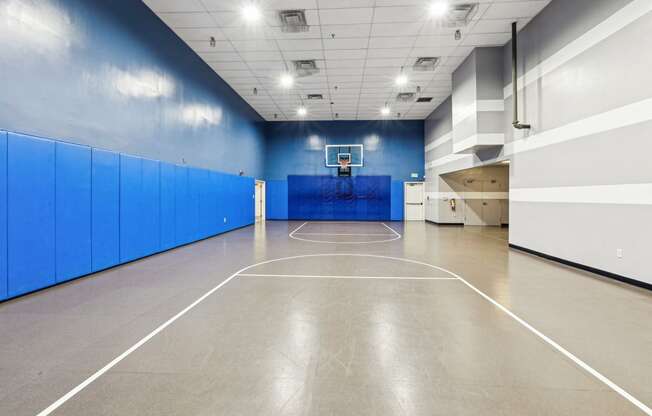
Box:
[255,181,265,222]
[404,182,425,221]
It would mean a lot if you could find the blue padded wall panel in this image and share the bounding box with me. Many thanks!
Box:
[119,154,143,262]
[141,159,161,256]
[213,172,227,234]
[0,132,7,300]
[391,180,404,221]
[288,175,391,221]
[160,162,176,250]
[223,174,237,230]
[7,133,56,297]
[174,165,191,246]
[198,169,214,239]
[187,168,202,241]
[55,142,92,282]
[266,180,288,220]
[91,149,120,272]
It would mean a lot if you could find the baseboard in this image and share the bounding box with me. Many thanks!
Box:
[426,219,463,226]
[0,222,256,304]
[509,244,652,292]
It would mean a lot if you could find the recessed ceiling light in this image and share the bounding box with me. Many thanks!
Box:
[297,107,307,117]
[242,4,262,23]
[279,73,294,89]
[429,1,449,17]
[395,74,408,86]
[381,106,391,116]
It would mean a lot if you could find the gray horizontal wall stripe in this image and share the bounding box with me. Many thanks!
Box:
[505,11,652,143]
[504,0,650,99]
[510,120,652,188]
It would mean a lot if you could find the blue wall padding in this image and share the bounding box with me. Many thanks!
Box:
[391,180,404,221]
[1,130,255,301]
[0,132,7,300]
[7,133,56,297]
[160,162,176,250]
[119,154,143,263]
[187,168,202,242]
[141,159,161,257]
[56,142,92,283]
[266,180,288,220]
[91,149,120,272]
[288,175,391,221]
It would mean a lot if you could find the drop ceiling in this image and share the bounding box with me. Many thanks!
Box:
[143,0,551,121]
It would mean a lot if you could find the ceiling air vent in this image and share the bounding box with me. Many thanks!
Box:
[416,97,433,103]
[396,92,416,102]
[278,10,309,33]
[307,94,323,100]
[293,60,320,77]
[413,57,440,72]
[444,3,478,27]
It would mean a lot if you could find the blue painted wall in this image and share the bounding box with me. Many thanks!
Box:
[265,121,424,181]
[264,120,424,220]
[0,0,264,178]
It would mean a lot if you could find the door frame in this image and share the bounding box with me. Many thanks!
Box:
[255,180,265,222]
[403,181,425,221]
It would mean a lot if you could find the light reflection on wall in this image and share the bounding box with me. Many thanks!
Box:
[308,134,322,150]
[111,68,175,99]
[1,0,75,51]
[181,104,223,126]
[364,134,380,151]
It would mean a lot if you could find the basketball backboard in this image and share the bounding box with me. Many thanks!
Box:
[325,144,363,167]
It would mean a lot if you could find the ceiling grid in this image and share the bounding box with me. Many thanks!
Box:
[143,0,551,121]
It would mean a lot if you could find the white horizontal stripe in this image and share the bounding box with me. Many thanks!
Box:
[505,97,652,155]
[425,131,452,152]
[453,100,505,125]
[453,134,505,154]
[476,100,505,112]
[504,0,652,99]
[511,183,652,205]
[428,96,652,171]
[425,153,472,169]
[238,273,459,280]
[426,191,509,200]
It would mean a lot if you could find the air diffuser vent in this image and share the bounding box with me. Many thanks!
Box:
[307,94,323,100]
[444,3,478,27]
[416,97,433,103]
[396,92,416,102]
[293,60,320,77]
[413,57,440,72]
[278,10,309,33]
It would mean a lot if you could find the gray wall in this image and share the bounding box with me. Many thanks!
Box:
[424,0,652,285]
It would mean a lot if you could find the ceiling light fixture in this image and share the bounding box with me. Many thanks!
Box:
[242,4,262,23]
[395,73,408,87]
[381,106,391,116]
[279,73,294,89]
[429,1,449,18]
[297,107,307,117]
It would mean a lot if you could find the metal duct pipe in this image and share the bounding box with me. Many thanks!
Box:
[512,22,530,130]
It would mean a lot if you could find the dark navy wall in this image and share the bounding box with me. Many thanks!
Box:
[264,121,424,181]
[0,0,264,178]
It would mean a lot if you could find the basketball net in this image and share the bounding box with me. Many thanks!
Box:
[339,159,350,170]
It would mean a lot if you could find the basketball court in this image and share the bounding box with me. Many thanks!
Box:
[1,0,651,415]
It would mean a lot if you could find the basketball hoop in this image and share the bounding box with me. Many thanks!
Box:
[337,158,351,177]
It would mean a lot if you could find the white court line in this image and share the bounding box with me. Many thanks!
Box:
[294,233,396,236]
[36,253,652,416]
[238,273,458,280]
[289,221,402,244]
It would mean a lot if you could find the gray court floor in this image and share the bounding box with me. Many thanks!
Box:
[1,222,651,415]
